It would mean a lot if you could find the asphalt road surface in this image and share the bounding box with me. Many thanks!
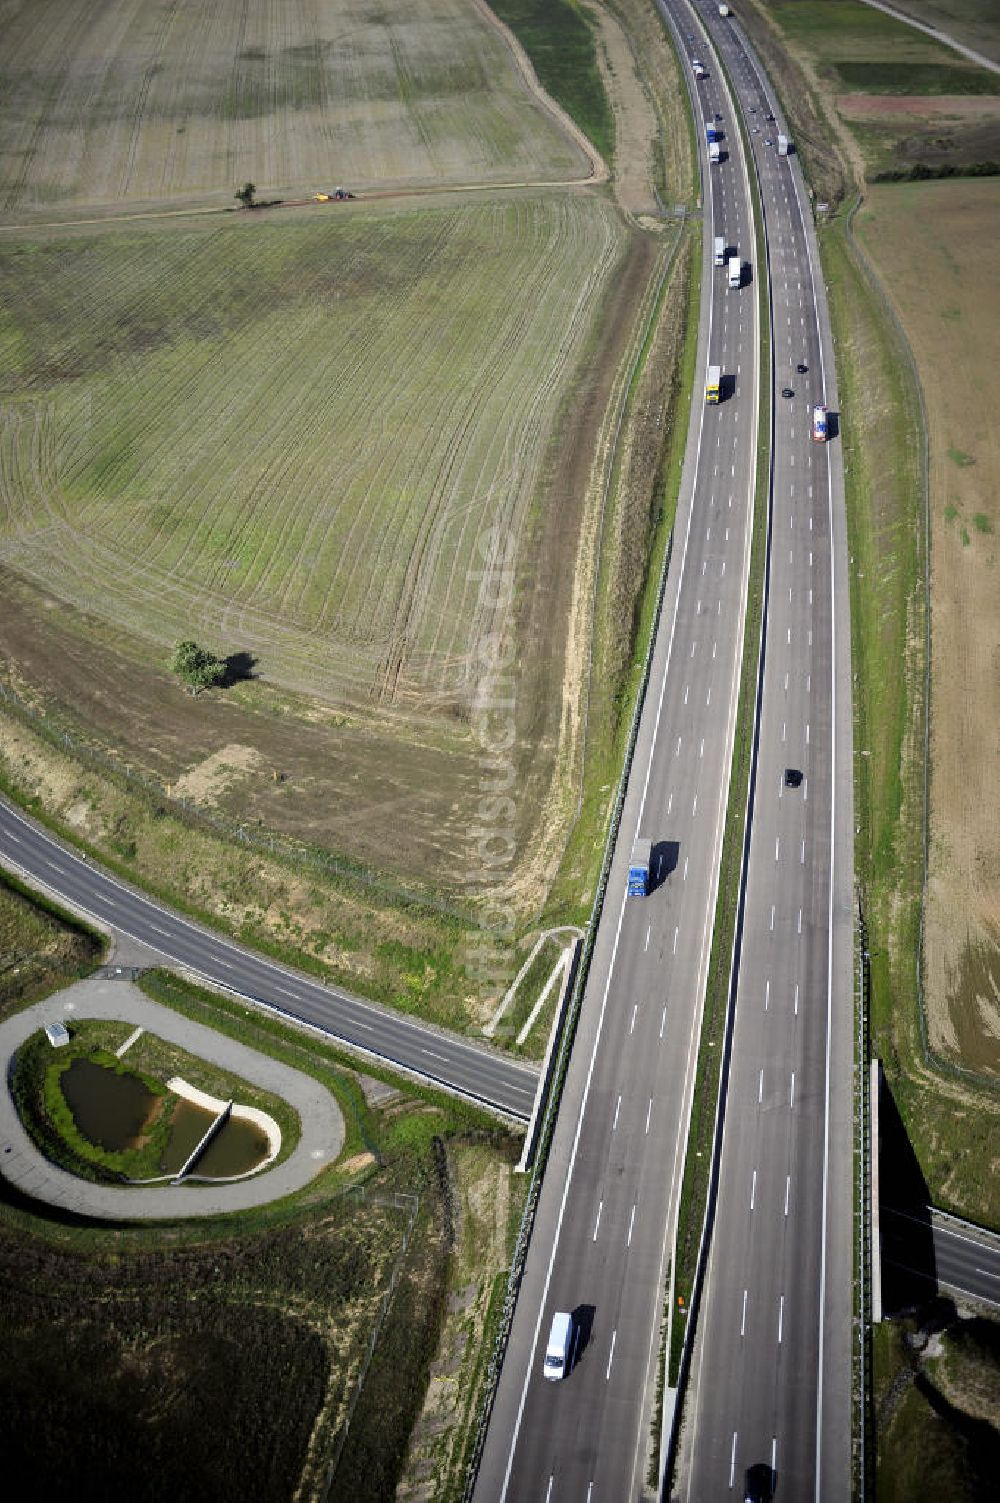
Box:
[881,1206,1000,1312]
[677,4,855,1499]
[475,5,765,1493]
[0,798,538,1120]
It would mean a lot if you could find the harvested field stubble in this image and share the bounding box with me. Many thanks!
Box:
[0,199,624,711]
[0,0,585,212]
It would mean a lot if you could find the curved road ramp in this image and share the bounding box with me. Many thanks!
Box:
[0,978,345,1220]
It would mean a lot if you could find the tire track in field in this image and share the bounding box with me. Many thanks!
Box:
[422,202,621,687]
[118,0,183,200]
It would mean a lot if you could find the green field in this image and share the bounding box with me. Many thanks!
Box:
[489,0,614,162]
[0,197,624,709]
[0,0,585,212]
[748,0,1000,183]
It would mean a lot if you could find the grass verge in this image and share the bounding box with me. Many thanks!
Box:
[0,869,103,1020]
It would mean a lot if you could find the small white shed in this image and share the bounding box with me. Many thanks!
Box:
[44,1022,70,1048]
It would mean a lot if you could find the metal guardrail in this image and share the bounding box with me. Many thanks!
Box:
[856,890,873,1500]
[462,517,678,1499]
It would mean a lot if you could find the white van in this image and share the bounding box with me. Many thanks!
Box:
[714,236,726,267]
[543,1311,573,1380]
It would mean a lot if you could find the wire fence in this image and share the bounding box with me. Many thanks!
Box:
[0,676,473,927]
[319,1188,420,1500]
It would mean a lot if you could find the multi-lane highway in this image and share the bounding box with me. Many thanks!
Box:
[0,798,538,1119]
[676,4,854,1498]
[475,7,765,1493]
[476,0,857,1496]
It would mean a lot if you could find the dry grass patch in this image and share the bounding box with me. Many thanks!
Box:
[855,179,1000,1079]
[592,4,659,216]
[172,744,267,806]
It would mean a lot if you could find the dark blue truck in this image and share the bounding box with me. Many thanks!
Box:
[628,838,652,898]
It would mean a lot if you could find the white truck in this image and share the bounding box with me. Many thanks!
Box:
[709,141,721,164]
[543,1311,573,1380]
[718,3,731,15]
[728,255,741,289]
[692,58,707,79]
[714,235,726,267]
[777,133,791,156]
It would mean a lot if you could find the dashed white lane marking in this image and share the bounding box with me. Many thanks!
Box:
[593,1200,603,1241]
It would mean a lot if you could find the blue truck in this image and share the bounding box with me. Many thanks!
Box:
[628,838,653,898]
[706,122,720,144]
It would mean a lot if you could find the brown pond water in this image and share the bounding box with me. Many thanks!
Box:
[59,1060,270,1177]
[159,1100,270,1178]
[59,1057,159,1150]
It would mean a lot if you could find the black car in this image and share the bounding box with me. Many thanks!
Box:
[744,1463,775,1502]
[781,386,794,399]
[796,362,808,374]
[784,768,803,789]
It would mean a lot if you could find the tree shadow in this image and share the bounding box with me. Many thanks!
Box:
[220,650,257,688]
[913,1368,1000,1481]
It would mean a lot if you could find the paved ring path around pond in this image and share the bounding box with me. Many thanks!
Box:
[0,978,345,1220]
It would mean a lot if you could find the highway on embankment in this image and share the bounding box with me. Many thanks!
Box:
[475,4,764,1493]
[675,3,855,1499]
[0,796,538,1120]
[475,0,858,1495]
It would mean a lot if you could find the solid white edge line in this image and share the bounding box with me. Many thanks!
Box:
[498,207,720,1485]
[788,110,839,1503]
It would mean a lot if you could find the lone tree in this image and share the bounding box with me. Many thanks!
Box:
[235,181,256,209]
[171,640,225,694]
